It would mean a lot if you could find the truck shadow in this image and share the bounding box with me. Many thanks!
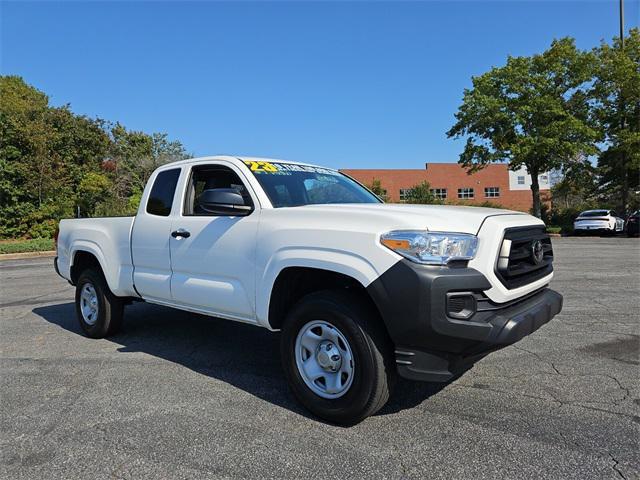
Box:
[32,301,446,422]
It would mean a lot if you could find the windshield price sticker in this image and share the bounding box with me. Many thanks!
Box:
[244,161,279,172]
[244,161,339,176]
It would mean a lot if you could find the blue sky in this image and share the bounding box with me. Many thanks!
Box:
[1,1,638,169]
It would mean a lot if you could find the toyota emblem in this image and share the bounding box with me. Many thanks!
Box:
[531,240,544,264]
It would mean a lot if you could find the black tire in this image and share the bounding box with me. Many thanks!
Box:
[280,289,396,425]
[75,269,124,338]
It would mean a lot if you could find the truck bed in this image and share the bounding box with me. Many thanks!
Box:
[56,216,138,297]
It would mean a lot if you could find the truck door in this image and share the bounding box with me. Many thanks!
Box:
[168,162,259,323]
[131,167,182,302]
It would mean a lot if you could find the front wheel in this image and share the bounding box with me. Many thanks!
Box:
[280,290,395,425]
[75,269,124,338]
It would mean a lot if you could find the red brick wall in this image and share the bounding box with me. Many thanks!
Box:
[341,164,548,212]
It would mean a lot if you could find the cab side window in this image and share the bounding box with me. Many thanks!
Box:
[184,165,253,215]
[146,169,181,216]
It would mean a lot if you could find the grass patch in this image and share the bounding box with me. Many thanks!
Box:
[0,238,55,254]
[546,226,562,234]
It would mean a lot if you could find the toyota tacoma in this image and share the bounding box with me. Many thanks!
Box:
[55,156,563,424]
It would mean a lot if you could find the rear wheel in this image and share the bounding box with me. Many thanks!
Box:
[75,269,124,338]
[280,290,395,425]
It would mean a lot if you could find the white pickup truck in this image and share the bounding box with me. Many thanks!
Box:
[55,156,563,424]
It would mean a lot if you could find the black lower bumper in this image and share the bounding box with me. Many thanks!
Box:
[394,288,562,381]
[366,259,563,382]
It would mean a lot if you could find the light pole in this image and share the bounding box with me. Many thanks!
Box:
[619,0,625,49]
[618,0,627,213]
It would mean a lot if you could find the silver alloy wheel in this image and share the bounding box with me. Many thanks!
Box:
[80,283,99,326]
[294,320,355,399]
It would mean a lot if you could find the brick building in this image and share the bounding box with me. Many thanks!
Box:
[341,163,551,212]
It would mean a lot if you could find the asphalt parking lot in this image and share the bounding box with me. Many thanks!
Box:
[0,237,638,479]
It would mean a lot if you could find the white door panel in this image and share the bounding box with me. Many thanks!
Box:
[171,273,251,316]
[169,214,259,321]
[131,167,183,301]
[132,214,174,300]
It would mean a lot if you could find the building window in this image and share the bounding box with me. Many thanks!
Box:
[458,188,474,199]
[484,186,500,198]
[517,176,525,185]
[539,174,548,183]
[399,188,411,201]
[430,188,447,199]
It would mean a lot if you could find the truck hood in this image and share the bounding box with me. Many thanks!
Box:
[298,203,529,235]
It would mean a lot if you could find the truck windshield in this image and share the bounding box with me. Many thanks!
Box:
[243,161,382,207]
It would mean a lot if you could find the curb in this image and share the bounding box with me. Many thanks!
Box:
[0,250,56,261]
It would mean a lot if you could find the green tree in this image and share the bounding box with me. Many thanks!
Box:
[106,124,188,201]
[0,75,51,220]
[367,178,388,201]
[447,38,599,218]
[0,76,189,237]
[551,156,598,210]
[591,28,640,213]
[77,172,112,215]
[404,181,439,204]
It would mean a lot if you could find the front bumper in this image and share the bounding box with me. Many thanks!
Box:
[366,259,563,382]
[394,288,562,381]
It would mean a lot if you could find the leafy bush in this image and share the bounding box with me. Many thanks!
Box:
[94,197,137,217]
[27,219,58,239]
[477,200,506,209]
[405,181,442,204]
[548,206,590,234]
[446,200,508,210]
[127,188,143,212]
[367,178,388,201]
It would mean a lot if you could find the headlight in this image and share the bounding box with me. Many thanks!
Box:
[380,230,478,265]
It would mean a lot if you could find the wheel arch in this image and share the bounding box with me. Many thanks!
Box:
[70,246,108,286]
[266,266,387,335]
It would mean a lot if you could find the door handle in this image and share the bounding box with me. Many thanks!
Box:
[171,229,191,239]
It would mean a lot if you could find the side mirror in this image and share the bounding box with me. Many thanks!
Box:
[196,188,253,216]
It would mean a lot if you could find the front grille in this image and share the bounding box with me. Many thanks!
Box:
[495,226,553,289]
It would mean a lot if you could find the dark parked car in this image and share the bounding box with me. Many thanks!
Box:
[627,210,639,237]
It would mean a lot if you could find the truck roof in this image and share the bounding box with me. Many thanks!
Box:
[163,155,329,170]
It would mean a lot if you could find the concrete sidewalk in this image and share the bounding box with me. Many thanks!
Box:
[0,250,56,261]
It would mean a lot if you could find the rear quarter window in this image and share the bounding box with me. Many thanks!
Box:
[146,169,181,216]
